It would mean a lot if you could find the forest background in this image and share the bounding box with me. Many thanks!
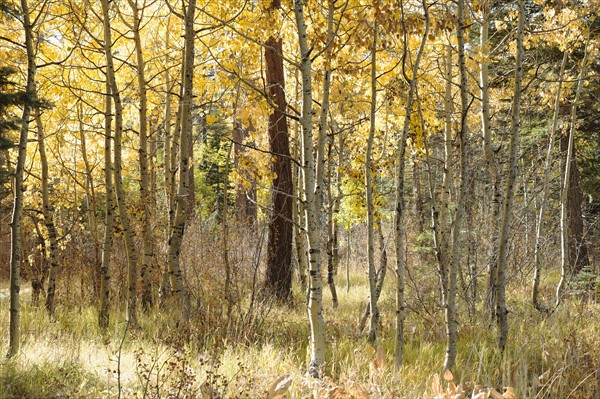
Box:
[0,0,599,397]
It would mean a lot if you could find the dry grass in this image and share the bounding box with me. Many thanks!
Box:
[1,264,598,398]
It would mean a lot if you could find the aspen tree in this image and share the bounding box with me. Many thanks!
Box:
[8,0,36,357]
[394,0,429,368]
[161,14,175,303]
[122,0,155,311]
[495,0,525,351]
[556,37,590,308]
[293,0,326,377]
[78,102,101,299]
[479,0,501,321]
[320,0,337,309]
[533,51,567,312]
[166,0,196,322]
[365,9,378,345]
[101,0,139,327]
[99,80,114,331]
[35,109,59,316]
[444,0,470,372]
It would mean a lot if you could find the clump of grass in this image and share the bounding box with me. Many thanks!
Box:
[0,358,102,398]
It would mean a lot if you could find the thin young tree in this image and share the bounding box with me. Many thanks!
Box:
[166,0,196,321]
[494,0,525,351]
[394,0,429,368]
[8,0,36,357]
[293,0,326,377]
[101,0,139,327]
[35,109,59,316]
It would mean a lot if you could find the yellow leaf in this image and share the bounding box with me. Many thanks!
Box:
[206,114,218,125]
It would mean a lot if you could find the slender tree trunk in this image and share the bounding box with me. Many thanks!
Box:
[233,119,257,225]
[126,0,155,311]
[166,0,196,321]
[443,0,470,372]
[394,0,429,368]
[294,0,326,377]
[556,39,590,307]
[8,0,36,357]
[359,221,387,334]
[436,44,453,312]
[292,82,308,292]
[494,0,525,351]
[101,0,138,328]
[35,110,60,316]
[264,0,293,301]
[161,16,174,304]
[533,51,567,312]
[99,80,114,331]
[326,138,338,308]
[480,0,501,322]
[79,102,101,300]
[321,0,337,308]
[365,15,379,345]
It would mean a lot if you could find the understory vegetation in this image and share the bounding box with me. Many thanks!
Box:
[1,226,598,399]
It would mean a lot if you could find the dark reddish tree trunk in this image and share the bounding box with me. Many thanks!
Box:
[561,133,590,275]
[264,4,293,301]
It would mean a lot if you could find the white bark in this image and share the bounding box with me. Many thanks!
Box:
[533,51,567,312]
[35,110,59,316]
[365,16,378,344]
[293,0,326,377]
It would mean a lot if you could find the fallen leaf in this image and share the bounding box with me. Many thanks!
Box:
[267,374,293,399]
[502,386,517,399]
[444,369,454,382]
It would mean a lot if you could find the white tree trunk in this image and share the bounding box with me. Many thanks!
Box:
[293,0,326,377]
[533,51,567,312]
[365,16,378,344]
[35,110,60,316]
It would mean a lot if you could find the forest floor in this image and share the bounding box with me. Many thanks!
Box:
[0,272,598,398]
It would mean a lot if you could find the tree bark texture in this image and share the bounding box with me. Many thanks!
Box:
[294,0,326,377]
[494,0,525,352]
[99,80,114,331]
[264,16,293,301]
[166,0,196,322]
[8,0,36,357]
[101,0,138,327]
[35,110,59,316]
